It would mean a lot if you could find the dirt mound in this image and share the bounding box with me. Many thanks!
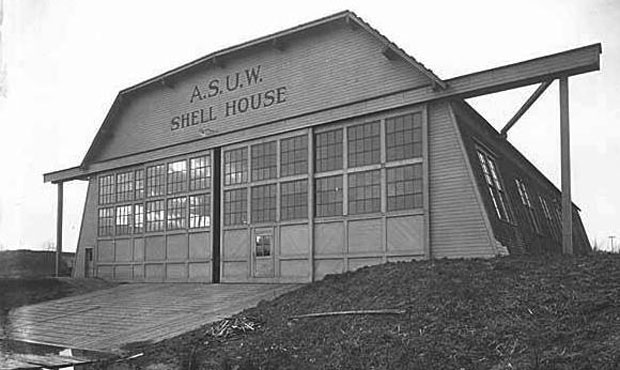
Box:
[96,253,620,369]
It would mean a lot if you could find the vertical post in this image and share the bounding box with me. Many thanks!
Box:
[56,182,64,276]
[559,77,573,255]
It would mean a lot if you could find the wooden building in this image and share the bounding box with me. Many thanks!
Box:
[44,11,599,283]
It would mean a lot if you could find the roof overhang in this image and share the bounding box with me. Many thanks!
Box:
[44,41,601,183]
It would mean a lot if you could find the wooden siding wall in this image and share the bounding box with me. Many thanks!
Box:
[72,178,98,277]
[428,101,496,258]
[453,101,591,254]
[93,23,431,163]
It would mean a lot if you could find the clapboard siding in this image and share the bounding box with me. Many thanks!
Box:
[452,101,591,254]
[73,178,98,277]
[428,101,495,258]
[93,23,431,163]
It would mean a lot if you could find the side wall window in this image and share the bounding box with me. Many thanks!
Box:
[477,150,511,222]
[515,178,541,234]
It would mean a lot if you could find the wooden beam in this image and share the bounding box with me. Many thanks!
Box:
[560,76,573,254]
[440,43,601,99]
[56,182,64,277]
[500,80,553,138]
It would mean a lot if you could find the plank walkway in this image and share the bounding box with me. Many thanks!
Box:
[5,283,299,354]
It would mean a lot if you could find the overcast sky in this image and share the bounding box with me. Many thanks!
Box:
[0,0,618,252]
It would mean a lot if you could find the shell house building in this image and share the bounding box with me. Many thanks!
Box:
[44,11,599,283]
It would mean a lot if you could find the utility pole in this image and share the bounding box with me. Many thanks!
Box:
[609,235,616,252]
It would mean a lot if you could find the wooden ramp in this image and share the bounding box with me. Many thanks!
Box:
[5,283,299,353]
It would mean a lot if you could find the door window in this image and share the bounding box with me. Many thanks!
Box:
[255,235,271,257]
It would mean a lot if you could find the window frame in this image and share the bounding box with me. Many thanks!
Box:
[477,149,511,223]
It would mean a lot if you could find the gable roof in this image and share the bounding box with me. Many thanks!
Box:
[80,10,446,168]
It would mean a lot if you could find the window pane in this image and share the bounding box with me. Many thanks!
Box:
[255,235,271,257]
[348,121,380,168]
[280,135,308,177]
[167,196,187,230]
[314,129,343,173]
[387,164,423,211]
[190,194,211,228]
[146,200,165,232]
[167,160,188,195]
[190,156,211,191]
[251,141,277,181]
[386,113,422,161]
[224,188,247,226]
[116,172,134,203]
[146,165,166,197]
[477,150,510,222]
[224,147,248,186]
[281,179,308,220]
[251,184,277,223]
[349,170,381,214]
[315,175,343,217]
[135,169,145,200]
[134,204,144,234]
[98,175,115,205]
[98,207,114,236]
[115,205,132,235]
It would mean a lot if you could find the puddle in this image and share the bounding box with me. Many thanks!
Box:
[0,340,117,369]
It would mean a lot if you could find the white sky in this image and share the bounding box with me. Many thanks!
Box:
[0,0,618,251]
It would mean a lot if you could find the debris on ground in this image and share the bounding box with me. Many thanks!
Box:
[205,316,263,341]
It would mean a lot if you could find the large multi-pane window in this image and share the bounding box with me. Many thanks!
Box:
[224,188,247,226]
[135,169,145,200]
[280,180,308,221]
[386,113,422,161]
[280,135,308,177]
[224,147,248,185]
[167,197,187,230]
[134,204,144,234]
[349,170,381,214]
[251,141,277,181]
[115,205,132,235]
[190,156,211,191]
[146,200,165,232]
[116,172,134,203]
[167,160,188,195]
[477,150,510,222]
[315,175,343,217]
[146,165,166,197]
[515,179,541,233]
[189,194,210,228]
[98,207,114,236]
[315,129,343,173]
[387,164,423,211]
[98,175,115,205]
[251,184,277,223]
[348,121,380,168]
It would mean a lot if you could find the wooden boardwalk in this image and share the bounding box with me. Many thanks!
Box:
[5,283,299,353]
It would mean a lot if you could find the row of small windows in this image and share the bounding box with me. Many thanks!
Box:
[222,112,423,186]
[98,155,211,205]
[98,194,210,236]
[222,164,423,226]
[477,149,567,242]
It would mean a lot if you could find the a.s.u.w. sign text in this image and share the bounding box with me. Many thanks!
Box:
[170,65,287,131]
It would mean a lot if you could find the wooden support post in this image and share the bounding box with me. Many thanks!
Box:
[560,77,573,255]
[56,182,64,276]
